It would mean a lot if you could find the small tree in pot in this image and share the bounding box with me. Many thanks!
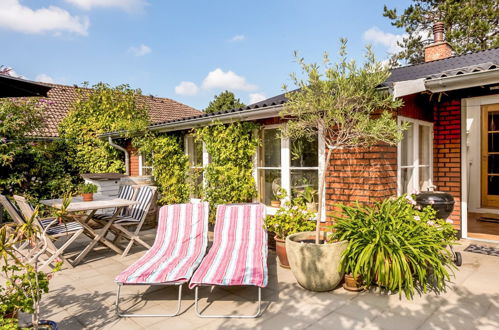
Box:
[280,40,406,291]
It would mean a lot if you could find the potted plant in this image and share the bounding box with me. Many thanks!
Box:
[0,207,62,329]
[331,195,458,298]
[79,183,98,201]
[270,186,287,208]
[280,41,406,291]
[264,200,315,268]
[299,186,317,212]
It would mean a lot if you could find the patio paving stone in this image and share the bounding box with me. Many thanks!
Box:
[37,232,499,329]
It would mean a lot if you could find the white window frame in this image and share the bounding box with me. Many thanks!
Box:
[138,152,153,176]
[184,134,209,198]
[255,124,325,220]
[397,116,434,195]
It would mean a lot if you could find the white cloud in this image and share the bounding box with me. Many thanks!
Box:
[35,74,55,83]
[175,81,199,96]
[128,44,151,56]
[202,68,257,91]
[249,93,266,104]
[363,26,404,54]
[64,0,147,12]
[229,34,245,42]
[0,0,89,35]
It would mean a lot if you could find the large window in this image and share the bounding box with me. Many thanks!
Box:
[185,135,205,198]
[256,126,319,206]
[398,117,433,194]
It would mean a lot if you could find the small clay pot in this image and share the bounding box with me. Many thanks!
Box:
[275,236,290,268]
[343,274,363,292]
[82,193,93,202]
[270,200,281,208]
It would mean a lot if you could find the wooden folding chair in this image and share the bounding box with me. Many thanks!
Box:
[13,195,85,271]
[94,184,137,218]
[95,186,157,257]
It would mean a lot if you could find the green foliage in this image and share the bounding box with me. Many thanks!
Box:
[383,0,499,65]
[134,134,190,205]
[204,90,246,113]
[195,121,259,219]
[264,200,316,239]
[59,83,150,174]
[331,195,458,299]
[281,40,406,242]
[79,183,98,194]
[0,99,80,201]
[0,208,61,327]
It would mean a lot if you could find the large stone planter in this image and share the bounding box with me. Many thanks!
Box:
[286,231,348,292]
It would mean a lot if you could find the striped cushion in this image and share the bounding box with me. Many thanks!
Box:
[128,186,154,221]
[40,218,83,235]
[92,215,140,223]
[115,202,209,284]
[189,203,267,289]
[95,185,135,217]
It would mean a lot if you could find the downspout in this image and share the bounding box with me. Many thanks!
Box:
[108,136,129,175]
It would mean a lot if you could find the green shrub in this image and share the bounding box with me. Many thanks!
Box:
[331,195,458,299]
[264,200,316,239]
[194,121,259,220]
[135,134,190,205]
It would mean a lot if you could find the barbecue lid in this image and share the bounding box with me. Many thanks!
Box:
[415,191,455,204]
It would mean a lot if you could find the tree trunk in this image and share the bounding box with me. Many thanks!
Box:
[316,147,332,244]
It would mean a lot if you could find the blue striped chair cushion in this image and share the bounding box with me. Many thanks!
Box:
[40,218,83,235]
[128,186,154,222]
[118,185,135,216]
[92,215,140,223]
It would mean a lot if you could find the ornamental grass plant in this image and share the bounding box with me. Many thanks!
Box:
[331,195,458,299]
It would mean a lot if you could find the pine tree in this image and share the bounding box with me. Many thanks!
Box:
[204,90,245,113]
[384,0,499,65]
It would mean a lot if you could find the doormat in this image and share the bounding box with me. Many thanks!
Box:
[478,217,499,224]
[464,244,499,257]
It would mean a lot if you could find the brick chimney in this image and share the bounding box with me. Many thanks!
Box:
[424,22,453,62]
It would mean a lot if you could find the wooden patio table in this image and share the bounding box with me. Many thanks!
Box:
[40,195,137,266]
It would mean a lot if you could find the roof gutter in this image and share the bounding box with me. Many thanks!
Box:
[108,136,129,175]
[102,104,283,138]
[425,68,499,93]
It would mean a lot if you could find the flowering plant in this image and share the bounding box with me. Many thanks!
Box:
[330,195,458,299]
[264,200,316,239]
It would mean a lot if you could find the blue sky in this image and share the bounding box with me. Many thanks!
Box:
[1,0,412,110]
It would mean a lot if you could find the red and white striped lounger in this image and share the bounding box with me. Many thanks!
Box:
[189,203,267,318]
[115,202,209,317]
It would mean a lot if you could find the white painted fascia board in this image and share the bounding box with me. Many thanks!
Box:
[425,68,499,93]
[393,78,427,98]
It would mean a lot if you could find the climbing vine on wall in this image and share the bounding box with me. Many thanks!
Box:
[194,121,260,219]
[134,133,190,205]
[58,83,149,174]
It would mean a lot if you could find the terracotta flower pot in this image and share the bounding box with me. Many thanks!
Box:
[270,200,281,208]
[343,274,363,292]
[82,193,93,201]
[275,236,290,268]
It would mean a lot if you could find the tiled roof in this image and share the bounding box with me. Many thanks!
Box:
[26,83,201,138]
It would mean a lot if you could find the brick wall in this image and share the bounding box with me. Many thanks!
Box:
[125,141,140,176]
[325,145,398,222]
[433,99,461,229]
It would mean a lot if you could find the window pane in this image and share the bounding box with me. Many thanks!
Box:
[290,170,319,201]
[401,168,413,194]
[258,169,281,206]
[401,122,414,166]
[142,153,153,167]
[259,129,281,168]
[419,167,431,192]
[290,135,318,167]
[419,125,431,166]
[142,167,153,176]
[186,136,203,167]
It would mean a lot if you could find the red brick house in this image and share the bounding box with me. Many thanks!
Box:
[111,36,499,242]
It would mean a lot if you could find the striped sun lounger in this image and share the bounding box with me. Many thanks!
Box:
[189,203,267,318]
[115,202,209,317]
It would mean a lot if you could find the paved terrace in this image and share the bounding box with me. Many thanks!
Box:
[26,231,499,330]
